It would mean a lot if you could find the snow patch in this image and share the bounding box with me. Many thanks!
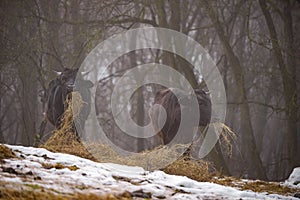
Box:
[286,167,300,188]
[0,144,298,199]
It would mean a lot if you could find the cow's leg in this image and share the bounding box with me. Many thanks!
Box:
[52,86,64,128]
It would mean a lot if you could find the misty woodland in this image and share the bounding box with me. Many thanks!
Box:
[0,0,299,191]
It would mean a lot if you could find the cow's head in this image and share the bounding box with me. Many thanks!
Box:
[45,67,93,129]
[54,68,93,94]
[58,68,78,92]
[151,88,212,145]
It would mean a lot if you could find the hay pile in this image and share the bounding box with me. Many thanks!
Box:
[85,142,190,170]
[41,92,235,182]
[212,122,237,156]
[163,157,217,182]
[191,122,236,158]
[83,142,219,181]
[40,92,95,161]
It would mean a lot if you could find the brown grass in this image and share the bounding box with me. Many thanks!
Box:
[212,177,299,195]
[38,92,228,188]
[0,182,67,200]
[41,162,79,171]
[240,180,299,195]
[37,92,299,197]
[0,144,16,160]
[40,129,95,161]
[163,156,217,182]
[193,122,237,158]
[76,192,132,200]
[40,92,95,161]
[0,183,132,200]
[213,122,237,157]
[39,92,214,173]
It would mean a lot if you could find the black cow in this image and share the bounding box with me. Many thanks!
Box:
[45,68,93,132]
[150,88,212,145]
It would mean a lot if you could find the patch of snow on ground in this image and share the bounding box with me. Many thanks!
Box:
[0,145,298,199]
[285,167,300,190]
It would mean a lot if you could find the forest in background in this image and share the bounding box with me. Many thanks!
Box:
[0,0,299,181]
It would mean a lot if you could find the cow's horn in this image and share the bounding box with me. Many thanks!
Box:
[53,70,62,75]
[82,70,90,76]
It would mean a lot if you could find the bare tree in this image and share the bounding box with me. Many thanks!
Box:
[259,0,298,171]
[1,0,299,180]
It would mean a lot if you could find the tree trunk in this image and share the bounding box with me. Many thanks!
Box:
[259,0,298,169]
[19,66,38,146]
[201,0,266,179]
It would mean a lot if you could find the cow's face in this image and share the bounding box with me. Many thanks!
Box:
[46,67,93,128]
[59,68,79,93]
[151,88,212,145]
[194,89,212,126]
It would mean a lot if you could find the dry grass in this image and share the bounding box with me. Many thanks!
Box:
[40,92,95,161]
[0,183,132,200]
[240,180,298,195]
[0,144,16,160]
[86,142,192,170]
[163,156,217,182]
[0,182,67,200]
[212,177,299,195]
[192,122,237,158]
[40,92,215,173]
[37,92,299,197]
[39,92,229,187]
[41,162,79,171]
[76,192,132,200]
[43,131,216,180]
[40,130,95,161]
[212,122,237,157]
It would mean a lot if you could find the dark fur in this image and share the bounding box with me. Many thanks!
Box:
[151,88,212,145]
[45,68,93,130]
